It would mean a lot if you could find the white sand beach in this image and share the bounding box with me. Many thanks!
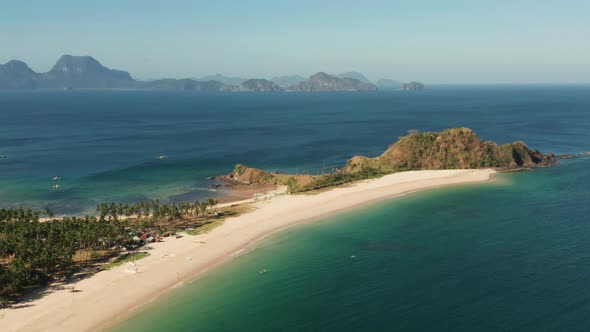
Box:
[0,169,495,332]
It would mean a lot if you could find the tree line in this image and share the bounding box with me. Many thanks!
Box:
[0,198,219,305]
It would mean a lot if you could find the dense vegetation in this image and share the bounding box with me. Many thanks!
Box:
[226,128,558,193]
[344,128,557,173]
[0,199,219,305]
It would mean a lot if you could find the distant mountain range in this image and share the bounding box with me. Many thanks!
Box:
[196,74,246,86]
[335,71,372,84]
[270,75,306,88]
[0,55,134,89]
[289,72,377,92]
[0,55,422,92]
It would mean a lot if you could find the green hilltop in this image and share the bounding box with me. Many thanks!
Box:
[221,128,558,193]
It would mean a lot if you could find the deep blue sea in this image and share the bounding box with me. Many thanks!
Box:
[1,86,588,214]
[2,86,590,331]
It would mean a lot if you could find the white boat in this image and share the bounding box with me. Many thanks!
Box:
[52,176,61,181]
[52,184,60,189]
[157,155,167,160]
[259,269,268,274]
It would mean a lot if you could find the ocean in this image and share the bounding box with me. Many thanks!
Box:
[111,161,590,331]
[2,86,590,331]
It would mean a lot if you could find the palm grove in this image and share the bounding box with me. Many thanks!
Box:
[0,198,219,305]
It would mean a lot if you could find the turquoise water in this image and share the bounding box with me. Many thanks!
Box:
[111,158,590,332]
[2,86,590,330]
[1,86,589,214]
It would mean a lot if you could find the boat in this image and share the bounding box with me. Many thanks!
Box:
[52,176,61,181]
[259,269,268,274]
[52,184,60,189]
[157,155,167,160]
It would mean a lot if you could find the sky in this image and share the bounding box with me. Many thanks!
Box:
[1,0,589,83]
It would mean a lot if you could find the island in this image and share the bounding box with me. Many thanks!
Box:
[287,72,378,92]
[402,81,425,91]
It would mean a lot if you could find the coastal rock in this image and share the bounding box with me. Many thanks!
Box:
[344,128,558,173]
[401,81,425,91]
[557,154,578,159]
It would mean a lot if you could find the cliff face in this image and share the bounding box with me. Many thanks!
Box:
[345,128,557,173]
[289,72,378,92]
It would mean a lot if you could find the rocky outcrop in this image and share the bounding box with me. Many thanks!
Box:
[401,81,425,91]
[289,72,378,92]
[216,164,319,191]
[222,128,558,193]
[344,128,557,173]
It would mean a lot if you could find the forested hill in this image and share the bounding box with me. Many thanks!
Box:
[222,128,558,192]
[345,128,557,173]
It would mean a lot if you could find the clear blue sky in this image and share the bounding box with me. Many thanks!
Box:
[1,0,589,83]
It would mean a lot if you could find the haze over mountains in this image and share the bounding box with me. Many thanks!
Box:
[0,55,421,92]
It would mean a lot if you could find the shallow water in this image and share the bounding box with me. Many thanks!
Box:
[110,158,590,331]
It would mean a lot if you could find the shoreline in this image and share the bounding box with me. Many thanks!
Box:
[0,169,496,332]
